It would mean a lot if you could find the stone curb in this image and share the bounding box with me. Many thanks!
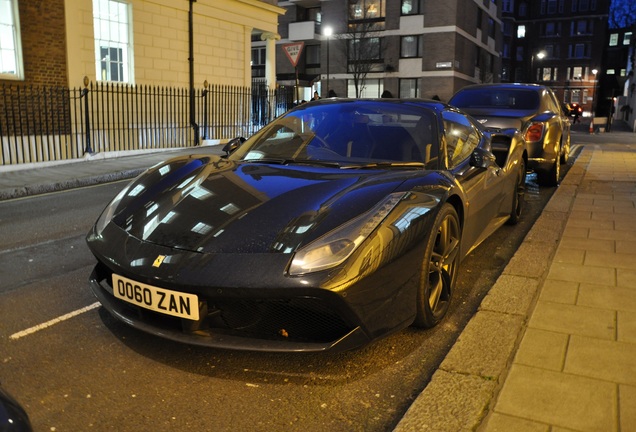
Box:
[0,169,145,201]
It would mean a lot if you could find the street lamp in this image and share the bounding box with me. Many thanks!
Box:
[323,26,332,97]
[530,51,546,83]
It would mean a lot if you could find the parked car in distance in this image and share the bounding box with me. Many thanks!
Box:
[449,83,570,186]
[87,98,527,353]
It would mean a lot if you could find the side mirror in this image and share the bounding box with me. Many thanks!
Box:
[469,147,497,169]
[222,137,246,155]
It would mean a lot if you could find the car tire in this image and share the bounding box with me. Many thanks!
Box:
[506,158,526,225]
[413,203,461,329]
[560,137,570,165]
[537,148,560,187]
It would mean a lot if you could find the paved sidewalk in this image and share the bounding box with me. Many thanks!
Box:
[395,140,636,432]
[0,145,224,200]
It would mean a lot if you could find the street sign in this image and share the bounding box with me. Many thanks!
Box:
[282,42,304,67]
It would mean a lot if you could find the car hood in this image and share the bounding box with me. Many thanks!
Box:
[107,155,426,254]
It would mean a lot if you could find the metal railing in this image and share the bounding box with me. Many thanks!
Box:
[0,81,295,166]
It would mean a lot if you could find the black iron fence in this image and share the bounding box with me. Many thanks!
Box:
[0,81,295,166]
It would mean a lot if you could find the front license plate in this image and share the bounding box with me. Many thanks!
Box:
[112,274,199,321]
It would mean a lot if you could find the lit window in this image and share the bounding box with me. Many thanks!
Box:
[349,0,386,20]
[624,32,632,45]
[401,0,422,15]
[0,0,23,80]
[93,0,133,83]
[609,33,618,46]
[347,79,383,98]
[517,25,526,38]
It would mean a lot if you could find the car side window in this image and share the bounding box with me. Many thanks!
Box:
[547,91,563,115]
[441,110,481,169]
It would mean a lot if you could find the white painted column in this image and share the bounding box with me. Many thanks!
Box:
[261,32,281,91]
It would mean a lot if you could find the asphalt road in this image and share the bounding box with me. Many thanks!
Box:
[0,165,562,431]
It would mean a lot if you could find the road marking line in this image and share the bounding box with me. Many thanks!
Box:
[9,302,101,341]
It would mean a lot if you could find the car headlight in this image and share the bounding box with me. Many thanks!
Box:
[94,186,131,236]
[288,192,407,275]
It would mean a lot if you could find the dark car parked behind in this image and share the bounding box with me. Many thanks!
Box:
[449,83,570,186]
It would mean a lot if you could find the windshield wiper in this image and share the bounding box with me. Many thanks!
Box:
[340,161,426,169]
[242,158,342,168]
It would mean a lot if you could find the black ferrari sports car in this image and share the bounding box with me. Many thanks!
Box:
[87,99,527,352]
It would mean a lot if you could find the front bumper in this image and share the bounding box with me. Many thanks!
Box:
[89,262,382,352]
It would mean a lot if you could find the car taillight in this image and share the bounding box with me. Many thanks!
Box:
[525,123,544,142]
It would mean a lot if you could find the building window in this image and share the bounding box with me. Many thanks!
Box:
[0,0,23,80]
[624,32,632,45]
[571,43,586,58]
[347,78,383,98]
[251,48,266,66]
[401,0,423,15]
[519,2,527,16]
[571,0,577,12]
[567,66,584,80]
[541,67,557,81]
[251,48,266,78]
[609,33,619,46]
[545,45,554,58]
[305,45,320,67]
[349,0,385,20]
[488,18,496,38]
[400,35,422,58]
[93,0,133,83]
[547,0,557,14]
[572,20,593,36]
[516,46,524,61]
[399,78,419,98]
[517,25,526,38]
[502,0,514,13]
[571,89,581,103]
[544,22,559,37]
[306,7,322,24]
[579,0,589,11]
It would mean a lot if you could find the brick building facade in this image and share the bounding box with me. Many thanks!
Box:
[2,0,69,87]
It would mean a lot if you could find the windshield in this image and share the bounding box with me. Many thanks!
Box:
[229,100,438,168]
[450,88,541,113]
